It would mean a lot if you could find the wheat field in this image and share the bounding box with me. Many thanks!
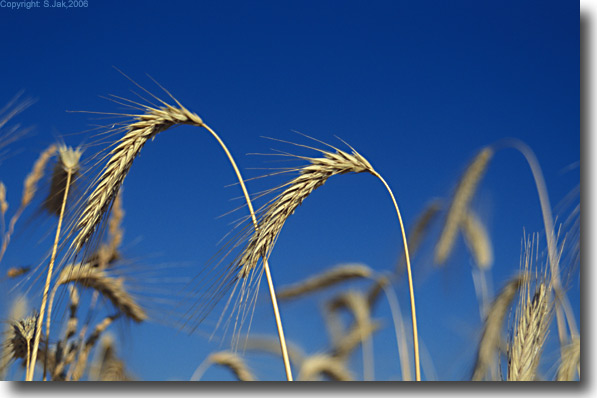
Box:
[0,1,581,383]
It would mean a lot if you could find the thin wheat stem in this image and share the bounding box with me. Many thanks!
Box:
[201,123,293,381]
[498,139,578,348]
[26,171,72,381]
[371,273,412,381]
[371,171,421,381]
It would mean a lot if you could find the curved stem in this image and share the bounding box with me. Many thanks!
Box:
[26,171,72,381]
[201,123,293,381]
[372,171,421,381]
[498,139,578,345]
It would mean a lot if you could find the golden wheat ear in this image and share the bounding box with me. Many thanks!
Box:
[90,335,133,381]
[471,275,523,381]
[461,209,493,270]
[54,263,147,323]
[191,351,256,381]
[227,136,421,379]
[435,147,493,265]
[507,235,553,381]
[42,145,82,216]
[0,144,57,265]
[276,263,373,301]
[556,337,580,381]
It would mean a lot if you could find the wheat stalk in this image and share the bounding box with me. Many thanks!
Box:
[499,139,578,353]
[435,147,493,265]
[472,275,523,381]
[70,82,293,379]
[234,141,421,379]
[397,199,442,274]
[27,152,76,381]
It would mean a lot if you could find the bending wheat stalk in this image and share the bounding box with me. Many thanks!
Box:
[68,85,292,380]
[497,139,578,352]
[236,141,421,380]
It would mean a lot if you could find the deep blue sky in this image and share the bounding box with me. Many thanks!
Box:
[0,0,579,381]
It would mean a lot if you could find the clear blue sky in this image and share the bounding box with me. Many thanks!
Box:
[0,0,579,381]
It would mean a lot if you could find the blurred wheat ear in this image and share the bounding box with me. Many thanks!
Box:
[435,147,493,265]
[472,275,522,381]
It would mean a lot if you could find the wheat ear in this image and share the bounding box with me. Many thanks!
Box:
[472,275,523,381]
[461,210,493,270]
[53,263,147,322]
[69,83,293,380]
[42,145,82,216]
[7,313,38,378]
[507,280,551,381]
[91,335,131,381]
[556,337,580,381]
[0,296,27,378]
[191,351,256,381]
[276,263,373,300]
[236,141,421,379]
[27,155,75,381]
[0,144,57,265]
[71,82,292,381]
[435,147,493,265]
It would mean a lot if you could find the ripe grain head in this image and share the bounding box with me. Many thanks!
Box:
[472,275,523,381]
[276,263,373,301]
[461,210,493,270]
[435,147,493,265]
[56,263,147,323]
